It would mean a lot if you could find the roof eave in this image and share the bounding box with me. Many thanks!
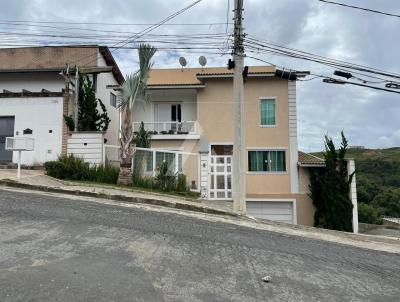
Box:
[298,163,326,168]
[147,84,206,90]
[0,68,63,74]
[99,46,125,85]
[196,71,310,80]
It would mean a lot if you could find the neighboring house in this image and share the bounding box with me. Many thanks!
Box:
[0,46,124,165]
[130,66,358,228]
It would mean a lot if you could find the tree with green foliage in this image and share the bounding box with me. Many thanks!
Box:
[64,75,110,132]
[117,44,156,185]
[135,121,151,148]
[358,203,383,225]
[309,132,354,232]
[118,44,157,167]
[371,188,400,217]
[356,176,382,205]
[132,122,152,180]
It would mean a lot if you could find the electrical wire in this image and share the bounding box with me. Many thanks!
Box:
[0,19,232,26]
[75,0,206,67]
[318,0,400,18]
[244,36,400,81]
[246,54,400,94]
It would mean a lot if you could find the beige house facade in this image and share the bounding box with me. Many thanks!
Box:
[132,66,326,227]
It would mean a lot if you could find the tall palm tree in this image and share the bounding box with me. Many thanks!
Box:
[117,44,156,184]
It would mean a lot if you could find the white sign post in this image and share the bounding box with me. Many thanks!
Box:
[5,137,34,180]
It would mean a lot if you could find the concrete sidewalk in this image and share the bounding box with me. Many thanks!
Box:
[0,169,235,215]
[1,169,399,254]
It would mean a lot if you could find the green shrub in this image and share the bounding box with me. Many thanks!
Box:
[155,161,177,192]
[44,161,68,179]
[132,161,197,197]
[45,155,119,184]
[176,174,188,192]
[132,174,157,189]
[358,203,383,225]
[89,164,119,184]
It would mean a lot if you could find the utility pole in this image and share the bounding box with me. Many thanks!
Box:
[232,0,246,214]
[74,66,79,132]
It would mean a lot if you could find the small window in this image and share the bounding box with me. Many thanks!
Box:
[155,151,183,174]
[110,93,117,108]
[248,150,286,172]
[260,99,276,126]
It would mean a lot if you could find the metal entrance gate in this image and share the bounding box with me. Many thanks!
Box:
[0,116,15,162]
[209,155,232,200]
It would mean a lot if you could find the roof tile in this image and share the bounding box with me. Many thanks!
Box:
[147,66,276,86]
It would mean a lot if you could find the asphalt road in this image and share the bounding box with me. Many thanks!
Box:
[0,189,399,302]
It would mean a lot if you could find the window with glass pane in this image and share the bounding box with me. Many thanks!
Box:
[260,99,276,125]
[110,93,117,108]
[146,152,153,172]
[270,151,286,172]
[248,151,268,172]
[156,152,175,174]
[248,150,286,172]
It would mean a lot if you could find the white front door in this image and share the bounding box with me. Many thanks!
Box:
[209,155,232,200]
[153,103,182,132]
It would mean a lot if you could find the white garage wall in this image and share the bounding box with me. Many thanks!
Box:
[0,97,63,165]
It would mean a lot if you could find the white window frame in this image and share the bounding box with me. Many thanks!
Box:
[153,147,184,175]
[153,102,183,123]
[246,147,288,174]
[259,96,277,128]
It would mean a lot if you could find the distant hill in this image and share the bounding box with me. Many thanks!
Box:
[312,147,400,224]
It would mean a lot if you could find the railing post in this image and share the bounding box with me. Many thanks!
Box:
[102,144,106,164]
[152,150,156,177]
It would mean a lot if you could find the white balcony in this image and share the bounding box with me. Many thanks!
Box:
[133,121,199,140]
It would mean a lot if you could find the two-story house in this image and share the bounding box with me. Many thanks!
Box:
[0,46,124,165]
[131,66,334,226]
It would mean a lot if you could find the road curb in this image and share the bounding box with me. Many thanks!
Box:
[0,179,239,218]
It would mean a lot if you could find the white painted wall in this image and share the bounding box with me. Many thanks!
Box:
[133,89,197,124]
[0,73,64,92]
[0,97,63,165]
[96,53,120,145]
[67,132,104,165]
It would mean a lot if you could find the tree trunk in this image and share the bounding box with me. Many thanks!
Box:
[118,164,132,186]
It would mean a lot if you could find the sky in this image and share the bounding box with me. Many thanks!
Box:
[1,0,399,151]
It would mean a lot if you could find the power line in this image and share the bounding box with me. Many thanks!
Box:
[0,19,232,26]
[77,0,205,67]
[244,36,400,81]
[225,0,231,34]
[247,55,400,94]
[318,0,400,18]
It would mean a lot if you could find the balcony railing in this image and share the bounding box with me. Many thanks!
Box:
[133,121,197,135]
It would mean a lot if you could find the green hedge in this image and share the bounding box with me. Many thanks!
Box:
[44,155,119,184]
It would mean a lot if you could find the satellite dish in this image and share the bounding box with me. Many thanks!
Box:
[199,56,207,71]
[179,57,187,70]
